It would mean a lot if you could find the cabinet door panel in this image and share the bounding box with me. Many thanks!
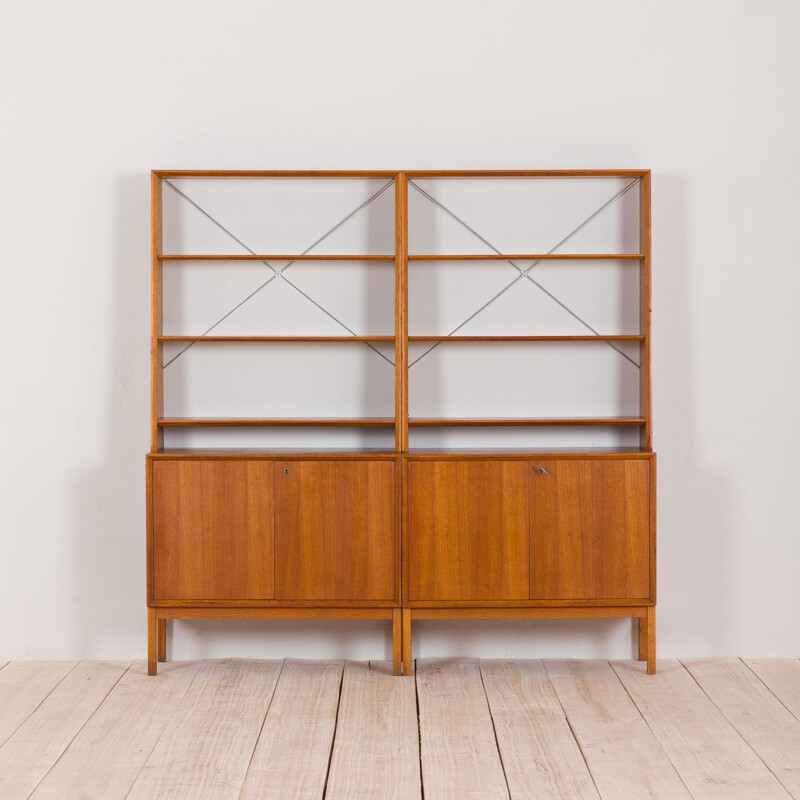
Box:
[530,459,650,600]
[408,461,530,601]
[152,460,275,601]
[274,461,395,601]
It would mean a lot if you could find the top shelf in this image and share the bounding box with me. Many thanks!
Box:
[159,253,644,262]
[154,169,650,178]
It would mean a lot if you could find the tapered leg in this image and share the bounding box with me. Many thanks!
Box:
[392,609,402,675]
[402,609,412,676]
[147,608,158,676]
[157,618,167,662]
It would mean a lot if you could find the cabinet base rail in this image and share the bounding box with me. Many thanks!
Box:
[147,605,655,677]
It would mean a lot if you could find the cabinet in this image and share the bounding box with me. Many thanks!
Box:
[147,169,656,676]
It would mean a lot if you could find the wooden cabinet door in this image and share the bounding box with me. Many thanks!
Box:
[274,461,395,601]
[152,460,275,601]
[530,459,650,600]
[408,461,530,601]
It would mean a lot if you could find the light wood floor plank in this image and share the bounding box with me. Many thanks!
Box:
[683,658,800,798]
[544,659,692,800]
[745,659,800,722]
[0,662,77,748]
[326,660,421,800]
[615,659,791,799]
[0,661,129,799]
[417,658,509,800]
[481,659,600,800]
[127,658,282,800]
[239,658,343,800]
[30,660,202,800]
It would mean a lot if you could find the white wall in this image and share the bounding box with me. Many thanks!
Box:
[2,0,798,661]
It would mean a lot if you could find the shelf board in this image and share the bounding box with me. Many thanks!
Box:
[159,254,395,261]
[408,335,644,342]
[159,336,394,343]
[408,417,646,427]
[405,169,649,178]
[155,170,399,178]
[408,253,644,261]
[158,418,396,428]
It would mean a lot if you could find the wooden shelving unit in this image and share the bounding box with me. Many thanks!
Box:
[147,169,655,676]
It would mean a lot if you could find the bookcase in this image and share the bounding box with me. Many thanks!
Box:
[147,169,655,675]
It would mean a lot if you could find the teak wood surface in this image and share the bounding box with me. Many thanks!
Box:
[147,170,656,676]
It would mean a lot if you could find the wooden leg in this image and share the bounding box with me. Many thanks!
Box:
[147,608,158,676]
[392,609,402,676]
[157,618,167,663]
[402,609,412,676]
[638,615,647,661]
[645,606,656,674]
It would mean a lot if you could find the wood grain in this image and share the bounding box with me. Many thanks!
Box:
[544,659,691,799]
[683,658,800,797]
[0,662,76,747]
[326,661,421,800]
[416,658,508,800]
[152,460,274,600]
[275,461,395,601]
[408,460,529,601]
[0,662,129,799]
[530,459,650,600]
[128,659,282,800]
[615,659,791,799]
[480,660,600,799]
[30,661,201,800]
[239,659,342,800]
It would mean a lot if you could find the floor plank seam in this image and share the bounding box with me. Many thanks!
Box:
[30,661,134,798]
[236,658,286,800]
[413,660,425,800]
[320,659,346,800]
[121,659,208,800]
[741,658,800,725]
[679,659,798,799]
[542,660,604,800]
[0,662,80,752]
[610,660,704,800]
[478,661,512,800]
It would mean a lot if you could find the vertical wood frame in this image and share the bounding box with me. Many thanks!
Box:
[150,172,163,452]
[639,170,652,450]
[394,173,409,453]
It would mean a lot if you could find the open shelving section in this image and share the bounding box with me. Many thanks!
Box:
[147,169,655,676]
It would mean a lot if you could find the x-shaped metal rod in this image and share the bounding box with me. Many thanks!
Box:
[161,176,640,377]
[407,178,641,369]
[162,178,396,368]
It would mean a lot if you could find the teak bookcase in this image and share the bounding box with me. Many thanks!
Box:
[147,169,656,676]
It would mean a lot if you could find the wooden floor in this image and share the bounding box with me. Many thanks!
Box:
[0,659,798,799]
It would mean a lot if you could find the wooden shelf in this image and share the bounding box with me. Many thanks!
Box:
[408,417,646,427]
[159,254,395,261]
[408,335,643,342]
[405,169,649,178]
[159,336,394,343]
[408,253,644,261]
[158,418,395,428]
[154,170,399,178]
